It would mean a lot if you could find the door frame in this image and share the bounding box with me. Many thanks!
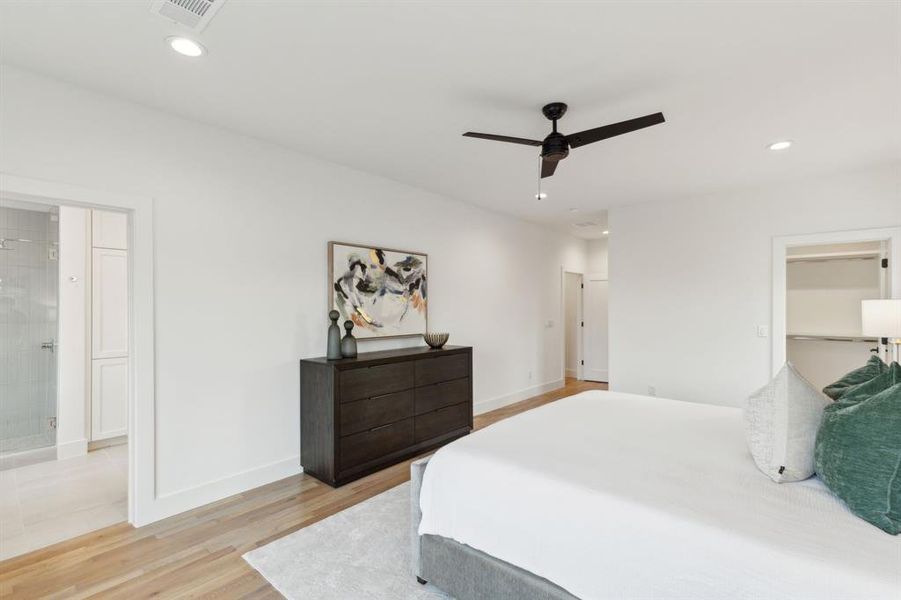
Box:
[771,226,901,376]
[560,268,584,380]
[1,173,156,527]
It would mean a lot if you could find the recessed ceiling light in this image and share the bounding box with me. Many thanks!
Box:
[767,140,792,151]
[535,192,547,200]
[602,230,610,235]
[167,36,206,58]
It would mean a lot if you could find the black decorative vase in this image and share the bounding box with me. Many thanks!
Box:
[326,310,342,360]
[340,320,358,358]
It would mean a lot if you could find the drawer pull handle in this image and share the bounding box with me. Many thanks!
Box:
[369,423,393,433]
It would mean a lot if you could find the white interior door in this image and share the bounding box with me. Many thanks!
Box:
[583,276,609,382]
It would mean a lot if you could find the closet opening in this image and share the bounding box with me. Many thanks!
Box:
[785,242,887,390]
[772,227,901,381]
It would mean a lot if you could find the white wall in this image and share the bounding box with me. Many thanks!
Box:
[587,238,608,277]
[786,257,881,336]
[0,66,587,518]
[785,249,883,393]
[608,163,901,406]
[56,207,89,459]
[787,338,874,394]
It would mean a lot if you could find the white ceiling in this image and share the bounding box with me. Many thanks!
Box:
[1,1,898,239]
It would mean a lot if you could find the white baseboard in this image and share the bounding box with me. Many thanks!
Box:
[585,369,609,383]
[474,378,565,415]
[137,456,302,526]
[57,438,88,460]
[135,380,563,525]
[565,368,577,378]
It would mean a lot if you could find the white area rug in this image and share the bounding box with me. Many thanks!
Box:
[243,482,451,599]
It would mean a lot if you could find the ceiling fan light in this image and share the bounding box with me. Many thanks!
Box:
[535,192,547,200]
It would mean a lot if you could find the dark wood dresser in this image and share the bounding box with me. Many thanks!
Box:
[300,346,473,487]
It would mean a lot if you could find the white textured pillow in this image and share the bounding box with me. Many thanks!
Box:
[744,363,829,483]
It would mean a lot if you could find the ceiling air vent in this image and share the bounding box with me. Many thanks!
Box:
[573,221,599,228]
[150,0,225,32]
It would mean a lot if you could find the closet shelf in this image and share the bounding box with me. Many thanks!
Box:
[786,334,879,343]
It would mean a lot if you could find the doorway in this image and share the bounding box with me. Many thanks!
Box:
[785,241,887,391]
[0,198,131,560]
[562,269,609,384]
[772,227,901,378]
[563,272,583,379]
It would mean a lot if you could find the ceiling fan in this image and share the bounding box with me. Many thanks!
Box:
[463,102,665,178]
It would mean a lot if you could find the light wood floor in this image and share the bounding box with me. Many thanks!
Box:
[0,378,606,599]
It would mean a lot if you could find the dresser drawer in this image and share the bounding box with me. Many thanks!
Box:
[339,418,414,470]
[414,402,470,443]
[414,353,469,387]
[414,378,470,415]
[339,362,414,403]
[340,390,413,436]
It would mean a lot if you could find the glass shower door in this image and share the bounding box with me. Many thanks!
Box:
[0,203,59,456]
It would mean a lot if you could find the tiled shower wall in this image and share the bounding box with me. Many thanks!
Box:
[0,206,59,454]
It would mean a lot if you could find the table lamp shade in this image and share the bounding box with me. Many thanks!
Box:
[861,299,901,338]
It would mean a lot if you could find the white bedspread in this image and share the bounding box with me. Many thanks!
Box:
[418,391,901,600]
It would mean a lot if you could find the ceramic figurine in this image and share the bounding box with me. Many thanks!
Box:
[340,319,358,358]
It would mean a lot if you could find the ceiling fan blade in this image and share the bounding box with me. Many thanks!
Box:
[463,132,543,146]
[565,112,665,149]
[541,158,558,178]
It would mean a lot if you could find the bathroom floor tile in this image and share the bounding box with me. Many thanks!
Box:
[0,445,127,560]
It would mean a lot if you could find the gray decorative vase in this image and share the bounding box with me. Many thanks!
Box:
[326,310,342,360]
[340,320,358,358]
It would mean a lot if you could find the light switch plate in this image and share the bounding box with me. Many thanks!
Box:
[757,325,769,338]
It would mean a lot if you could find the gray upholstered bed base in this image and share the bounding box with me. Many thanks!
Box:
[410,457,579,600]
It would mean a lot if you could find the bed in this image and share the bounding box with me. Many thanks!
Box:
[411,390,901,600]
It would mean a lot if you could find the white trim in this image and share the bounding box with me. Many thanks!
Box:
[56,438,88,460]
[474,379,565,415]
[771,226,901,376]
[147,457,301,524]
[0,172,155,526]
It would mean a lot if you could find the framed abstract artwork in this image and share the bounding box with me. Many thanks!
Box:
[328,241,428,339]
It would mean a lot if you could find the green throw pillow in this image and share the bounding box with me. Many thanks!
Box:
[837,362,901,405]
[815,382,901,534]
[822,355,888,400]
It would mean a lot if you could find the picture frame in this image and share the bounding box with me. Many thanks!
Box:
[328,241,429,339]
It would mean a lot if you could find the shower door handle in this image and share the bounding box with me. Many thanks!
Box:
[41,339,56,353]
